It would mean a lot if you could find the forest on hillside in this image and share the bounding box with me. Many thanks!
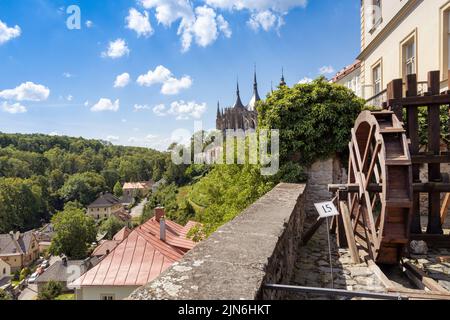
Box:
[0,133,175,233]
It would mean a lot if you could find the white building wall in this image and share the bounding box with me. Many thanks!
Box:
[360,0,450,99]
[76,285,139,300]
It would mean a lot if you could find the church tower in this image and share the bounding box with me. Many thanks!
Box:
[247,67,261,112]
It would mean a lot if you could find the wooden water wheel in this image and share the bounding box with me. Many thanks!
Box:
[345,110,413,265]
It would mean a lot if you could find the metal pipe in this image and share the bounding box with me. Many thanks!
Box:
[263,284,407,300]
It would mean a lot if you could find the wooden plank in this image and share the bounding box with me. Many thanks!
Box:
[427,71,443,235]
[366,259,397,290]
[339,201,361,264]
[387,79,404,120]
[386,287,450,300]
[441,193,450,225]
[402,260,449,294]
[388,94,450,107]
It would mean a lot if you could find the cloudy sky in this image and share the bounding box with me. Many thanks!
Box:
[0,0,360,150]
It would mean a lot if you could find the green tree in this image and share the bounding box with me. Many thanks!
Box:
[99,216,126,240]
[59,172,106,206]
[258,77,364,182]
[50,208,97,259]
[19,267,31,281]
[0,288,13,300]
[113,181,123,198]
[37,281,63,300]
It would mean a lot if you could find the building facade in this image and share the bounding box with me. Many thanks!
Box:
[0,231,39,272]
[334,0,450,103]
[87,193,125,221]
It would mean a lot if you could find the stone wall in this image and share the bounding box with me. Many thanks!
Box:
[305,156,347,217]
[129,183,306,300]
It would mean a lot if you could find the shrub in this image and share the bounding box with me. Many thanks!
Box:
[37,281,63,300]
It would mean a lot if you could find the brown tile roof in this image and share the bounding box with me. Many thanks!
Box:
[72,218,199,287]
[91,227,131,257]
[123,181,153,190]
[113,227,131,241]
[331,60,361,83]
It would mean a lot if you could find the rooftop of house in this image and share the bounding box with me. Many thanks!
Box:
[71,212,199,287]
[0,231,36,256]
[91,227,132,257]
[331,60,361,83]
[35,258,90,284]
[88,193,122,209]
[123,181,153,190]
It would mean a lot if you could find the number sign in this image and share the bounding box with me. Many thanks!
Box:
[314,201,339,219]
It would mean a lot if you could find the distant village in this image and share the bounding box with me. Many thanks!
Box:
[0,178,201,300]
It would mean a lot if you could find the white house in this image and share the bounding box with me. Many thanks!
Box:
[334,0,450,104]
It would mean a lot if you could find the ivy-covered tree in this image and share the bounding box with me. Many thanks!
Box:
[258,77,364,182]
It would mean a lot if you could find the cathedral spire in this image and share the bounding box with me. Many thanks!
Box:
[247,65,261,111]
[233,79,245,109]
[217,101,221,117]
[280,67,287,87]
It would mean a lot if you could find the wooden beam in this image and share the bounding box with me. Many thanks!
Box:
[402,260,449,294]
[441,193,450,225]
[388,94,450,107]
[339,201,361,264]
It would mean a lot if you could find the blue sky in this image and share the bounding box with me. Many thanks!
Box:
[0,0,361,150]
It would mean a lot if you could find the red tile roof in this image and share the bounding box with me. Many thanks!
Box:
[331,60,361,83]
[72,217,199,287]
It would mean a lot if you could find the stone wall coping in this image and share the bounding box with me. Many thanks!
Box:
[129,183,306,300]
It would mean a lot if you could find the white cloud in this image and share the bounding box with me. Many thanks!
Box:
[319,65,335,75]
[106,135,120,142]
[66,95,73,101]
[63,72,73,78]
[137,65,192,95]
[1,101,27,114]
[0,82,50,102]
[102,39,130,59]
[139,1,231,52]
[161,76,192,95]
[91,98,120,112]
[114,73,131,88]
[248,10,282,32]
[153,104,166,116]
[49,132,60,136]
[86,20,93,28]
[205,0,307,33]
[126,8,153,38]
[84,100,90,107]
[0,20,21,45]
[204,0,308,12]
[168,100,207,120]
[134,104,152,111]
[298,77,313,84]
[121,118,127,123]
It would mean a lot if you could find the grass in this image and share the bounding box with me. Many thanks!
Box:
[55,293,75,300]
[177,185,205,215]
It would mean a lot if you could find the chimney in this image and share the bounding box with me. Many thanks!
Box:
[62,256,68,266]
[155,206,165,222]
[160,217,166,242]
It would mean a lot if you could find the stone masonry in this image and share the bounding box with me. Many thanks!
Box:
[129,183,306,300]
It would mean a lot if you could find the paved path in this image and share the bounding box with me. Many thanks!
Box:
[130,198,148,218]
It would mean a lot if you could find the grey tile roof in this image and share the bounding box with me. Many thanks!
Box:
[0,234,21,255]
[35,260,89,283]
[88,193,121,208]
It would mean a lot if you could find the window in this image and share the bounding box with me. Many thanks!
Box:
[401,32,416,79]
[373,63,382,95]
[101,294,115,301]
[369,0,382,32]
[2,268,5,275]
